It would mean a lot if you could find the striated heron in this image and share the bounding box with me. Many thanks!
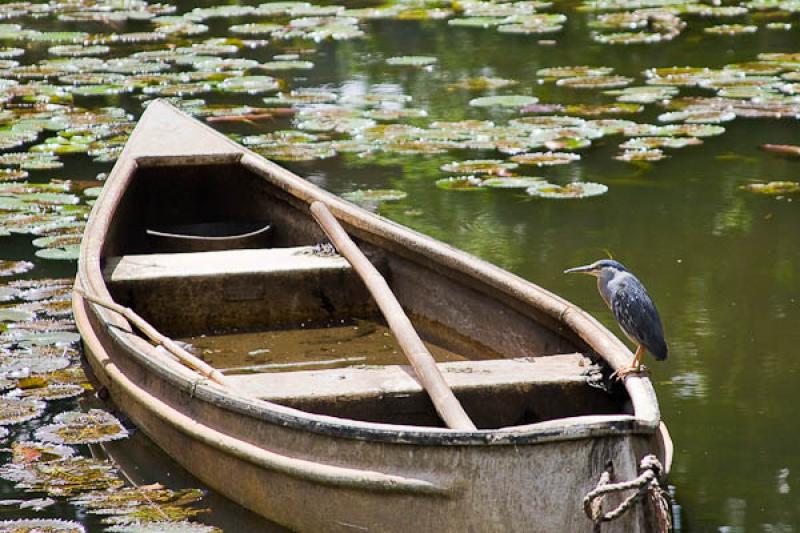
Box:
[565,259,668,377]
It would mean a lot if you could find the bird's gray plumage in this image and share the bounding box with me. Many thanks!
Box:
[606,272,667,360]
[565,259,668,361]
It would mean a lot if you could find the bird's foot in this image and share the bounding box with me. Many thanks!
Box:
[611,364,648,381]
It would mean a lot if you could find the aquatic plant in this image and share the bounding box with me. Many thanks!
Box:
[34,409,129,445]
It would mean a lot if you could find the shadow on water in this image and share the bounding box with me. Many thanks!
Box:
[91,433,286,533]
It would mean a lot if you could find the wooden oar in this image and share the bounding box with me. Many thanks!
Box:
[310,201,477,431]
[75,287,229,388]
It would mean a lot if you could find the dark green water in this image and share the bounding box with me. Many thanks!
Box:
[2,0,800,530]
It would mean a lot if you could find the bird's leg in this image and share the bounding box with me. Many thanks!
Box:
[612,345,647,380]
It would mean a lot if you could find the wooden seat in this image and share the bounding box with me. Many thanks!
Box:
[226,353,609,427]
[104,246,350,283]
[102,246,376,336]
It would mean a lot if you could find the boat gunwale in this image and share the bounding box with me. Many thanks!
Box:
[76,99,663,448]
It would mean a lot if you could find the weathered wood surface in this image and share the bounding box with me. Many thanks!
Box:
[228,352,593,402]
[104,246,349,282]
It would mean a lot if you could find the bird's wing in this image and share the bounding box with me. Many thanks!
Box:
[610,276,667,359]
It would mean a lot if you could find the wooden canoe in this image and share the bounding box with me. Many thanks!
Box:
[73,100,673,532]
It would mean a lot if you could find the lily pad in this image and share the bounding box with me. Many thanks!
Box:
[526,181,609,198]
[556,75,634,89]
[0,397,46,425]
[11,441,76,464]
[105,522,221,533]
[0,350,70,375]
[511,152,581,165]
[260,60,315,70]
[257,143,336,161]
[448,77,519,91]
[741,181,800,194]
[469,95,539,107]
[72,485,207,525]
[386,56,438,67]
[615,149,666,161]
[0,519,84,532]
[35,409,129,445]
[13,383,84,402]
[0,261,33,277]
[481,177,547,188]
[435,176,487,191]
[704,24,757,35]
[35,245,81,261]
[440,160,518,174]
[341,189,408,204]
[0,457,124,496]
[537,66,614,78]
[218,76,280,94]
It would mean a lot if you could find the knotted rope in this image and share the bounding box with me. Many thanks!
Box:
[583,454,672,532]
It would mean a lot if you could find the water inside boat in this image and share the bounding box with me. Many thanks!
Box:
[179,319,469,374]
[100,161,630,429]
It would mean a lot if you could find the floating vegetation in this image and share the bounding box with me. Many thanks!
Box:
[620,137,703,149]
[564,103,643,116]
[469,95,539,108]
[616,149,666,161]
[526,181,609,199]
[0,519,84,533]
[435,176,487,191]
[440,160,518,175]
[704,24,757,35]
[0,351,72,375]
[0,261,33,277]
[0,398,46,426]
[11,441,76,465]
[481,177,546,188]
[341,189,408,204]
[13,383,84,402]
[386,56,438,67]
[607,85,679,103]
[741,181,800,194]
[448,77,518,91]
[35,410,128,445]
[105,522,221,533]
[0,457,124,496]
[556,75,634,89]
[537,66,614,78]
[217,76,280,94]
[511,152,581,166]
[72,485,209,525]
[257,143,336,162]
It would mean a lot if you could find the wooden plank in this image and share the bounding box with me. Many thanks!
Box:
[228,353,596,402]
[104,246,350,283]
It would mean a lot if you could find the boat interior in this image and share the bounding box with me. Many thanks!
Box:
[99,161,631,429]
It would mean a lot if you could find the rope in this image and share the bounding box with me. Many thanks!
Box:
[583,454,672,532]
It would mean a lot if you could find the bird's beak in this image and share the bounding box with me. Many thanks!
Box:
[564,264,597,275]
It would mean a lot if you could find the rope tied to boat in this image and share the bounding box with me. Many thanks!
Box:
[583,454,671,532]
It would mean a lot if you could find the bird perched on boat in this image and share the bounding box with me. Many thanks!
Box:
[564,259,667,378]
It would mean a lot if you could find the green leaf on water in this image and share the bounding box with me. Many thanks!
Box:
[469,95,539,107]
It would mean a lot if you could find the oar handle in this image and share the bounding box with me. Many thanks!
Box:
[310,201,476,431]
[75,287,228,388]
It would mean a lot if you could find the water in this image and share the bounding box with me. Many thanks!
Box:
[2,0,800,530]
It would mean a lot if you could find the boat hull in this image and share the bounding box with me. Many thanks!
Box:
[76,287,666,532]
[74,100,671,532]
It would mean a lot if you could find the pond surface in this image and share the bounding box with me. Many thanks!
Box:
[0,0,799,530]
